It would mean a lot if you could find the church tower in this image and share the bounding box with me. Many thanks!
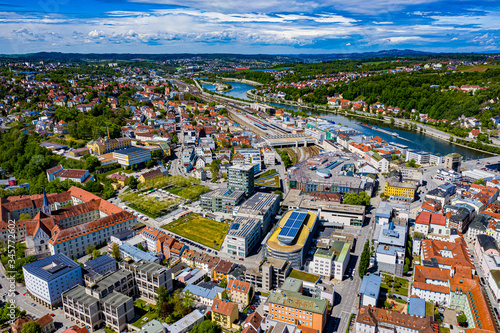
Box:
[42,188,51,215]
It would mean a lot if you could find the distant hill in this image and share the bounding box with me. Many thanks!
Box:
[288,49,434,61]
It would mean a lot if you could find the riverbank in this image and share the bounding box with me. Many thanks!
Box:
[217,77,263,86]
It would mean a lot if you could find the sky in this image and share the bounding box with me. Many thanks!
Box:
[0,0,500,54]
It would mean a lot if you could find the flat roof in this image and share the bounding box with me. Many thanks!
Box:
[23,253,80,282]
[267,289,327,314]
[228,164,254,171]
[63,285,98,306]
[227,217,261,239]
[237,192,279,215]
[113,146,150,155]
[359,274,382,299]
[201,188,245,200]
[299,199,365,215]
[91,270,132,295]
[101,290,132,308]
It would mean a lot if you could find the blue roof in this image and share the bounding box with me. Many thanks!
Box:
[85,254,115,269]
[119,243,158,262]
[113,146,150,155]
[278,210,308,244]
[183,284,224,300]
[408,298,426,317]
[22,253,80,282]
[359,274,382,300]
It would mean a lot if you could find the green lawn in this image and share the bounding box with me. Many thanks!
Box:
[131,300,158,327]
[289,269,320,283]
[394,288,409,296]
[162,213,229,250]
[425,301,434,317]
[104,327,117,333]
[255,174,280,188]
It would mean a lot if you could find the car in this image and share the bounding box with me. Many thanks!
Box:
[23,293,26,296]
[239,258,244,261]
[231,256,236,259]
[31,303,36,306]
[250,306,255,309]
[50,313,55,317]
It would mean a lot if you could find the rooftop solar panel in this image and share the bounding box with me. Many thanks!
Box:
[277,210,309,244]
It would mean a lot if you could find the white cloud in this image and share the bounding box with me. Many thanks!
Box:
[373,21,393,25]
[451,37,458,41]
[346,42,351,45]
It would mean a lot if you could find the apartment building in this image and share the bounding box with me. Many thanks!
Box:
[308,241,351,280]
[227,279,254,308]
[87,137,132,155]
[245,258,292,291]
[23,254,83,309]
[233,192,280,234]
[211,298,239,330]
[355,305,437,333]
[118,259,173,302]
[384,181,416,202]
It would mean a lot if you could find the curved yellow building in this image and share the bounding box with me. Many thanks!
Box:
[266,209,318,269]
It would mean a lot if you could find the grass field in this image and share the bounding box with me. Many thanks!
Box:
[162,213,229,250]
[458,64,500,72]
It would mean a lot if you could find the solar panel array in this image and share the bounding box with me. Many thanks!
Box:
[278,211,308,241]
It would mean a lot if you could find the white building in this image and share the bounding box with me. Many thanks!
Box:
[309,241,351,280]
[23,253,83,309]
[222,217,261,258]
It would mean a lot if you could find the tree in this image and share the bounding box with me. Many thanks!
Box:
[473,178,485,185]
[407,159,417,168]
[274,190,283,200]
[137,244,145,251]
[21,321,41,333]
[358,241,370,278]
[111,242,120,260]
[457,314,468,326]
[190,320,222,333]
[219,280,228,289]
[183,290,194,309]
[128,176,139,189]
[172,134,179,144]
[145,159,155,168]
[86,244,96,255]
[204,276,211,282]
[391,154,398,161]
[18,213,31,220]
[343,192,371,206]
[403,263,409,275]
[85,156,101,173]
[92,249,102,259]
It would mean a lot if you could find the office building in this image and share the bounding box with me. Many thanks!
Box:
[223,217,261,258]
[118,259,173,301]
[308,241,351,280]
[267,289,328,333]
[384,181,416,203]
[444,153,462,172]
[62,271,135,332]
[266,210,319,269]
[200,189,245,213]
[23,253,83,309]
[227,164,255,195]
[234,192,280,234]
[112,146,151,167]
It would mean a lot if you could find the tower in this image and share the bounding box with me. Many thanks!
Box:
[42,188,51,216]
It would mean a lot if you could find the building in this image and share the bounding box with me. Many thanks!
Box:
[421,238,474,271]
[211,298,239,330]
[233,192,280,234]
[444,153,462,172]
[223,217,261,258]
[46,165,94,184]
[262,146,276,166]
[415,211,448,240]
[227,164,255,196]
[213,259,234,283]
[119,243,159,263]
[182,284,224,306]
[245,257,292,291]
[62,273,135,333]
[266,210,319,269]
[308,241,351,280]
[87,137,132,155]
[227,279,254,308]
[137,320,165,333]
[23,253,83,309]
[475,234,500,278]
[267,289,328,333]
[288,154,374,195]
[84,254,117,276]
[359,274,382,307]
[139,168,167,183]
[355,305,437,333]
[200,189,245,213]
[384,181,416,202]
[11,315,55,333]
[374,222,406,276]
[118,259,173,301]
[112,146,151,167]
[23,187,138,259]
[165,310,204,333]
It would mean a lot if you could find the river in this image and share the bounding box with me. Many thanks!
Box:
[202,81,489,159]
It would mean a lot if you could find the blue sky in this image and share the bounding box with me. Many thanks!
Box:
[1,0,499,54]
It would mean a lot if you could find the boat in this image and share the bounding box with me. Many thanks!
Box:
[360,123,373,128]
[391,132,399,137]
